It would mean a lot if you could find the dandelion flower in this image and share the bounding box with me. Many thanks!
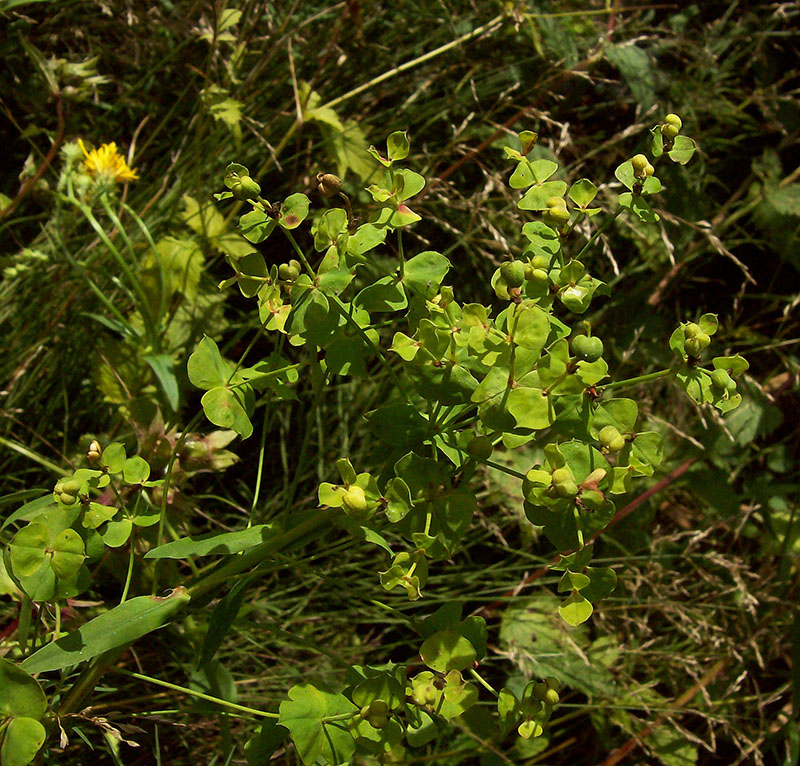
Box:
[78,138,138,183]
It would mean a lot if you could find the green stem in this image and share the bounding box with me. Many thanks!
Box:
[120,537,135,604]
[574,208,622,262]
[115,669,278,718]
[470,669,498,698]
[151,410,205,595]
[600,367,672,392]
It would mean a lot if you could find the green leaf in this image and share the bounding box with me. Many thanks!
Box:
[278,193,309,229]
[557,571,591,592]
[200,386,254,439]
[83,502,118,530]
[668,135,697,165]
[278,684,357,765]
[21,587,191,674]
[558,591,594,626]
[122,456,151,484]
[568,178,598,207]
[244,719,287,765]
[188,336,232,390]
[518,180,568,211]
[619,191,659,222]
[49,529,84,579]
[402,251,451,298]
[507,388,556,431]
[239,209,276,244]
[1,717,47,766]
[386,130,410,161]
[419,630,477,672]
[142,353,180,412]
[101,442,126,474]
[0,658,47,719]
[181,194,228,240]
[145,524,277,559]
[99,518,133,548]
[581,566,617,602]
[355,276,407,313]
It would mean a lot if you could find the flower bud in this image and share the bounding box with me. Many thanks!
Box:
[88,440,102,462]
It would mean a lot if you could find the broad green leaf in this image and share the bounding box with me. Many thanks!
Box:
[518,180,568,211]
[0,658,47,718]
[419,630,476,672]
[1,717,46,766]
[354,276,407,313]
[99,518,133,547]
[507,387,556,431]
[581,566,617,602]
[558,591,593,625]
[568,178,598,207]
[188,336,232,390]
[386,130,410,161]
[278,193,309,229]
[145,524,277,559]
[201,386,254,439]
[668,135,697,165]
[403,250,451,298]
[239,209,276,244]
[278,684,357,765]
[122,455,150,484]
[618,191,659,222]
[101,442,126,474]
[49,529,84,579]
[21,587,191,674]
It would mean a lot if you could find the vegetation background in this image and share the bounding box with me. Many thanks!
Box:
[1,0,798,764]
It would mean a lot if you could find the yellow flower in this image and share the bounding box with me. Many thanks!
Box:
[78,138,138,183]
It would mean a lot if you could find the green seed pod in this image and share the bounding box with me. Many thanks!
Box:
[529,268,550,284]
[361,700,390,729]
[545,676,561,691]
[501,260,525,288]
[466,435,493,461]
[342,485,368,514]
[598,425,625,452]
[710,369,732,390]
[696,332,711,351]
[544,688,560,706]
[532,682,549,701]
[662,124,680,140]
[684,337,701,357]
[546,196,567,210]
[571,334,604,363]
[664,113,682,129]
[644,163,655,177]
[232,175,261,202]
[278,263,293,280]
[543,206,570,227]
[683,322,700,339]
[62,479,81,494]
[60,492,78,506]
[631,154,649,176]
[531,254,550,270]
